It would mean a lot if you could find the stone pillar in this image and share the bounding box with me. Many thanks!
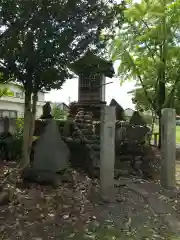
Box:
[161,108,176,189]
[100,106,116,202]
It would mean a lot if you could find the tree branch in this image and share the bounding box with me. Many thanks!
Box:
[141,19,160,58]
[126,51,156,110]
[128,20,157,63]
[163,70,180,108]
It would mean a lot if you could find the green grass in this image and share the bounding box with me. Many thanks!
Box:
[152,125,180,144]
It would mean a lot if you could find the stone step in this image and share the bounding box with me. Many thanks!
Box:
[127,183,149,198]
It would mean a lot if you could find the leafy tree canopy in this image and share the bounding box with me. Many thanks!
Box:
[52,104,68,120]
[130,81,180,115]
[0,0,122,94]
[109,0,180,116]
[0,73,13,97]
[0,0,125,167]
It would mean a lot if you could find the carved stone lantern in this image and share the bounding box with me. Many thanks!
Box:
[70,51,115,120]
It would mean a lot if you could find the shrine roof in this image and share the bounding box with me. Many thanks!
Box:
[70,51,115,78]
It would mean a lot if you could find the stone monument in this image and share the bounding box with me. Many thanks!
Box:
[109,98,125,121]
[129,111,147,126]
[40,102,53,120]
[33,119,70,172]
[24,107,70,185]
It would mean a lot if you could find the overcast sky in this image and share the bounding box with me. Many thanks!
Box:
[45,74,135,109]
[45,57,135,109]
[45,0,135,110]
[45,48,136,109]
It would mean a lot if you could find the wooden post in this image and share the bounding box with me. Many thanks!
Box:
[100,106,116,202]
[161,108,176,189]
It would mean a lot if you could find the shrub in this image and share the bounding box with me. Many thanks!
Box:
[12,118,24,160]
[142,114,153,125]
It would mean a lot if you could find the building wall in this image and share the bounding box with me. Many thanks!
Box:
[101,75,106,102]
[0,83,46,118]
[0,100,44,118]
[51,102,69,112]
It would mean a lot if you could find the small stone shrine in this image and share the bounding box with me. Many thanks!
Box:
[69,51,115,120]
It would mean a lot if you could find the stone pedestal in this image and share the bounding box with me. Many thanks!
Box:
[69,101,106,121]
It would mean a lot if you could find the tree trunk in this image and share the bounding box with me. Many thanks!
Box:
[158,112,161,149]
[157,81,165,149]
[21,91,32,169]
[158,0,167,148]
[28,93,37,155]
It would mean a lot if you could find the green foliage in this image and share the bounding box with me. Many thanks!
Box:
[131,83,180,115]
[0,75,13,97]
[14,118,24,139]
[142,114,153,125]
[0,0,118,94]
[109,0,180,116]
[52,105,68,120]
[0,0,122,166]
[12,118,24,159]
[0,87,13,97]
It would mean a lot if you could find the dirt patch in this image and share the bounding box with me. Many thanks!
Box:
[0,163,179,239]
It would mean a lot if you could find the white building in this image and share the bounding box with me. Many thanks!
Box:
[0,83,46,118]
[51,102,69,112]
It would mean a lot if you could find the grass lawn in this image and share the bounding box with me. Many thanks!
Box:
[153,125,180,144]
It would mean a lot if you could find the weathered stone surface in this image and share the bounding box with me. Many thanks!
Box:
[161,108,176,189]
[109,98,125,121]
[127,183,149,198]
[129,111,146,126]
[22,167,61,186]
[33,120,70,172]
[100,106,116,202]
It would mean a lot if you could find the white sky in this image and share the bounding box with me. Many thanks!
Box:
[45,0,136,109]
[45,61,136,109]
[0,0,136,109]
[45,76,135,109]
